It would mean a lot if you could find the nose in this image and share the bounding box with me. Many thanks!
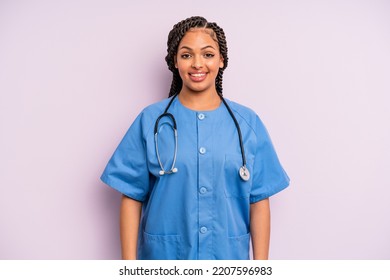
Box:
[191,55,203,69]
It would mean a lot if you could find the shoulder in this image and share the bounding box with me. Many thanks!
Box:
[224,98,271,140]
[225,99,257,118]
[224,99,261,133]
[137,97,172,124]
[128,97,172,137]
[141,97,171,116]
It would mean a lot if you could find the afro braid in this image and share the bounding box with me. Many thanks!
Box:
[165,16,229,97]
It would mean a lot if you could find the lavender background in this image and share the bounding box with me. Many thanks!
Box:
[1,0,389,259]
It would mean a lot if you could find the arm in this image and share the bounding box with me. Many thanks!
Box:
[120,195,142,260]
[250,198,271,260]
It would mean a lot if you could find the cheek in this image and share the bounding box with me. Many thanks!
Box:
[177,66,188,80]
[177,60,191,74]
[206,60,221,72]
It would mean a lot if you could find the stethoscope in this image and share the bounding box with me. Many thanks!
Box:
[154,93,250,181]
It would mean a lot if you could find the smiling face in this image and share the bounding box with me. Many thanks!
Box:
[175,28,224,97]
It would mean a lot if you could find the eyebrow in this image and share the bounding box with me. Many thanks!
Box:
[179,45,216,51]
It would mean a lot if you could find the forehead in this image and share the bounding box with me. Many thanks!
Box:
[178,28,219,49]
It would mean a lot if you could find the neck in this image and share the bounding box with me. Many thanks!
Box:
[178,90,221,111]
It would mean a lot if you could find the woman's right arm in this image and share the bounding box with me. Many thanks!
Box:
[120,195,142,260]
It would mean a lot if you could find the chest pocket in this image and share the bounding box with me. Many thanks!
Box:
[223,154,254,199]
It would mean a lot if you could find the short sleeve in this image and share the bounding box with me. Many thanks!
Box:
[100,112,151,202]
[250,116,290,203]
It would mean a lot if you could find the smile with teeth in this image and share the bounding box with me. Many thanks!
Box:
[189,72,207,82]
[190,73,206,77]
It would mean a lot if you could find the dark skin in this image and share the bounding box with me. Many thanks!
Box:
[120,28,271,260]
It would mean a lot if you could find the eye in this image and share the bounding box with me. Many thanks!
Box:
[204,53,215,58]
[181,53,191,59]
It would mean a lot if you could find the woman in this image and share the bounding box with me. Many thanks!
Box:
[101,16,290,260]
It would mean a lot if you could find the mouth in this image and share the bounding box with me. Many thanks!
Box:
[189,72,207,82]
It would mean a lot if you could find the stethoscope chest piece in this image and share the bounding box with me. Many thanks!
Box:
[239,166,250,181]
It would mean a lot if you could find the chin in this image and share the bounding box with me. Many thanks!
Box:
[186,85,213,94]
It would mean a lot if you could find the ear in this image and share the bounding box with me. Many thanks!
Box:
[219,56,224,68]
[174,55,178,68]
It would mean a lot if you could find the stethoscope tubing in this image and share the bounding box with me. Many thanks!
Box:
[219,95,247,168]
[154,112,178,175]
[154,93,250,181]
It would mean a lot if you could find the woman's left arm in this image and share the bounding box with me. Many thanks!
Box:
[250,198,271,260]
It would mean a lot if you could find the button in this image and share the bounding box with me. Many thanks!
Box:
[198,113,205,120]
[199,187,207,194]
[199,147,206,154]
[200,227,208,234]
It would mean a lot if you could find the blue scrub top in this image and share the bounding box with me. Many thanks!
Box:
[101,97,290,260]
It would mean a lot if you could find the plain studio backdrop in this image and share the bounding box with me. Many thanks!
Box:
[0,0,389,259]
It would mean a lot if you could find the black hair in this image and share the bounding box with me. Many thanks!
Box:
[165,16,229,97]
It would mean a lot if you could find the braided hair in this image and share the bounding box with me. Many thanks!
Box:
[165,16,229,97]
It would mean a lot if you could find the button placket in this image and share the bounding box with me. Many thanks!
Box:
[198,113,205,120]
[200,227,208,234]
[197,111,213,259]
